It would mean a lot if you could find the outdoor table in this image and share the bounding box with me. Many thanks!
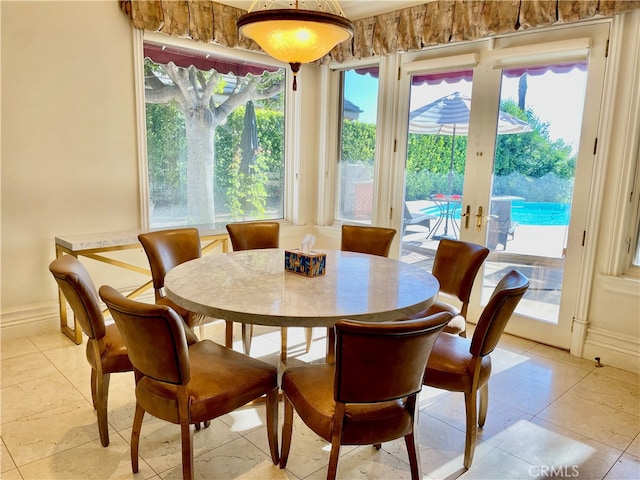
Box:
[429,194,463,240]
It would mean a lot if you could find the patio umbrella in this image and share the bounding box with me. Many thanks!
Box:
[239,101,258,176]
[409,91,532,194]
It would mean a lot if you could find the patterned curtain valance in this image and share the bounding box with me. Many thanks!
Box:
[120,1,640,63]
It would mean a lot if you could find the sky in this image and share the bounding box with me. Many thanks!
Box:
[344,67,588,155]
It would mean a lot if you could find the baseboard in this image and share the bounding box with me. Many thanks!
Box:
[0,301,61,341]
[583,326,640,374]
[1,289,156,342]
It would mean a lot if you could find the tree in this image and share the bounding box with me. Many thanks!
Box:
[341,120,376,163]
[144,59,284,225]
[404,98,576,202]
[495,100,575,179]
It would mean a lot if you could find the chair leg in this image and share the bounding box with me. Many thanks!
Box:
[327,404,345,480]
[194,419,210,431]
[224,320,233,348]
[90,368,98,409]
[131,403,145,473]
[404,394,422,479]
[95,372,111,447]
[404,432,422,480]
[265,388,280,464]
[242,323,253,355]
[280,327,287,363]
[326,327,336,363]
[279,395,294,469]
[304,327,313,352]
[478,384,488,427]
[327,442,341,480]
[463,390,478,469]
[180,421,194,480]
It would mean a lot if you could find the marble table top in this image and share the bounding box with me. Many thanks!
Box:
[165,249,439,328]
[55,224,227,251]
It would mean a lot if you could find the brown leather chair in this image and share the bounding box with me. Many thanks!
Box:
[225,221,286,357]
[340,224,397,257]
[49,255,133,447]
[322,223,398,360]
[226,221,280,252]
[408,239,489,337]
[423,269,529,469]
[280,312,452,480]
[138,228,231,343]
[99,285,279,480]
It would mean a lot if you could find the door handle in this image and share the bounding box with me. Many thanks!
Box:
[461,204,471,229]
[475,206,488,232]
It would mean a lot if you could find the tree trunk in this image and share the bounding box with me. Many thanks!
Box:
[185,114,215,225]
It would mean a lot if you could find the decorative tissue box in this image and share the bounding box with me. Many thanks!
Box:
[284,249,326,277]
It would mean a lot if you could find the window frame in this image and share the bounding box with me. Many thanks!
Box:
[597,12,640,279]
[133,30,298,229]
[333,65,380,224]
[318,55,400,229]
[626,141,640,274]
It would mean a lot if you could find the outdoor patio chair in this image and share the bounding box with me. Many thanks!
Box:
[403,203,435,237]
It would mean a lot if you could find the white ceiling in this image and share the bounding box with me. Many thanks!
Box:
[216,1,428,20]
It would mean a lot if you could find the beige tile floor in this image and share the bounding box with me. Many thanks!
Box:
[2,321,639,480]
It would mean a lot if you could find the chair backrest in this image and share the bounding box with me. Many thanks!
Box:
[333,312,451,404]
[432,239,489,313]
[138,228,201,297]
[99,285,190,386]
[340,225,397,257]
[49,255,105,341]
[226,221,280,251]
[470,269,529,358]
[403,203,413,221]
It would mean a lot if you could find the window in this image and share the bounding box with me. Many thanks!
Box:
[335,67,379,223]
[142,40,286,228]
[630,144,640,268]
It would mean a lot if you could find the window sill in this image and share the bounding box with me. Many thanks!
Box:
[597,273,640,296]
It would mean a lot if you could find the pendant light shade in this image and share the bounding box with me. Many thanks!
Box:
[237,2,354,90]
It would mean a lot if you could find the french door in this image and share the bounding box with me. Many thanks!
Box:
[399,23,610,348]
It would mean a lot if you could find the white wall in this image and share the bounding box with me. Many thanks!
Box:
[1,1,140,337]
[1,1,638,373]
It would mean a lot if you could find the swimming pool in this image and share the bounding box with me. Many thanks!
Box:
[510,201,570,226]
[420,201,570,226]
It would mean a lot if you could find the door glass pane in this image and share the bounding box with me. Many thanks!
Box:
[336,68,379,223]
[402,70,473,268]
[482,62,588,322]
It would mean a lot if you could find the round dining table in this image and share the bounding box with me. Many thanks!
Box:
[165,249,439,361]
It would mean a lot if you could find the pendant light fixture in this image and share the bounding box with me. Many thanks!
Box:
[237,1,354,90]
